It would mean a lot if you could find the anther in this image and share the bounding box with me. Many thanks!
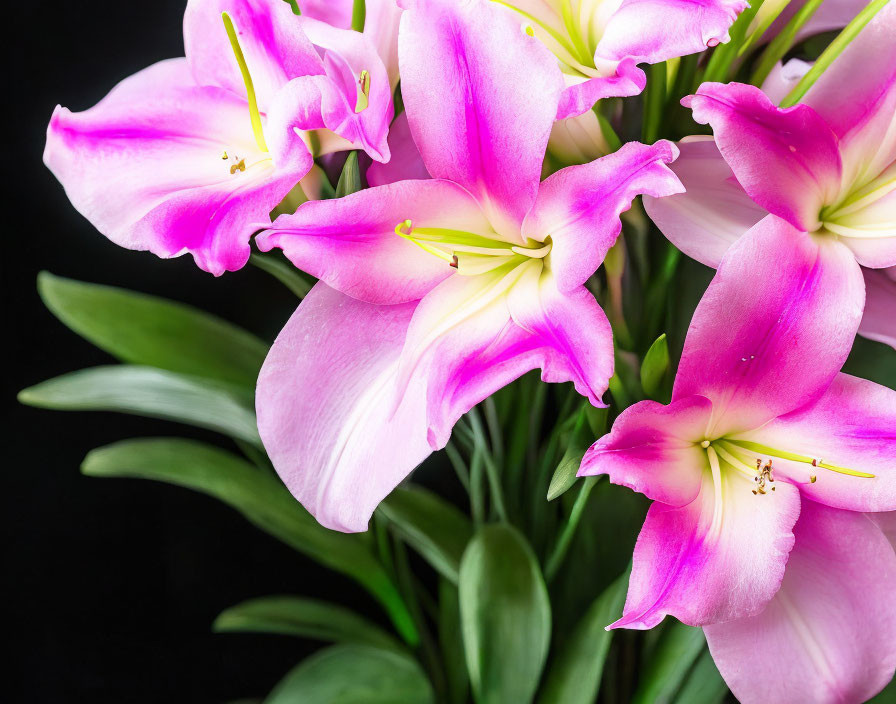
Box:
[521,23,535,36]
[222,151,229,160]
[230,158,247,174]
[355,70,371,113]
[450,255,459,269]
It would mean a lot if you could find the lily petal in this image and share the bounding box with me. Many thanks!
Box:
[684,82,842,232]
[734,373,896,512]
[366,112,430,186]
[258,179,488,304]
[803,0,896,188]
[597,0,748,66]
[643,137,765,268]
[580,395,713,507]
[256,283,430,533]
[673,215,864,437]
[705,501,896,704]
[398,0,563,239]
[612,469,800,629]
[861,266,896,349]
[299,16,394,162]
[556,58,646,121]
[43,59,311,276]
[523,140,683,293]
[183,0,324,111]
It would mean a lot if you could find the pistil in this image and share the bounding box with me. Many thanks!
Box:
[222,12,269,153]
[724,439,873,479]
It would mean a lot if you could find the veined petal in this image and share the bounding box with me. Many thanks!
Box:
[861,266,896,349]
[184,0,324,111]
[398,0,563,239]
[673,216,864,437]
[556,58,646,120]
[257,179,489,304]
[580,396,713,507]
[364,0,404,90]
[299,16,394,163]
[643,137,766,269]
[256,283,431,533]
[506,265,614,407]
[705,502,896,704]
[523,140,683,292]
[43,59,311,276]
[733,373,896,512]
[685,82,842,232]
[597,0,748,66]
[802,0,896,189]
[826,187,896,268]
[612,468,800,629]
[366,112,430,186]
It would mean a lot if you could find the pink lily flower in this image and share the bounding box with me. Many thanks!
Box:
[644,1,896,348]
[579,219,896,702]
[254,0,684,533]
[492,0,748,119]
[44,0,394,275]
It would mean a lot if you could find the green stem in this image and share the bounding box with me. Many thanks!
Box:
[445,441,471,493]
[544,476,599,581]
[351,0,366,32]
[749,0,825,86]
[483,397,505,468]
[781,0,889,107]
[468,408,509,523]
[249,253,313,298]
[469,443,486,526]
[593,105,623,152]
[641,63,667,143]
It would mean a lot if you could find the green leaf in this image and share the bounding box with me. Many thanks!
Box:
[672,648,728,704]
[81,438,418,645]
[538,570,628,704]
[640,333,670,398]
[214,596,402,651]
[632,620,707,704]
[379,485,473,584]
[547,406,594,501]
[265,644,434,704]
[19,365,261,445]
[249,253,313,298]
[335,151,362,198]
[459,523,551,704]
[37,272,267,388]
[439,579,470,704]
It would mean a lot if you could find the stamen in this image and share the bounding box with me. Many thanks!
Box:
[729,439,875,479]
[395,220,455,264]
[355,70,371,113]
[230,158,247,174]
[221,151,229,160]
[222,12,269,153]
[752,460,775,495]
[705,446,725,541]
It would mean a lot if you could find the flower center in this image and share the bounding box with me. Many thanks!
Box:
[817,164,895,238]
[699,438,874,496]
[395,220,552,276]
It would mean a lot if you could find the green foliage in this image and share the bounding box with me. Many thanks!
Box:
[459,524,551,704]
[640,333,670,399]
[81,438,417,645]
[632,620,708,704]
[19,365,261,445]
[538,570,628,704]
[37,272,267,388]
[214,596,403,651]
[379,485,474,584]
[335,151,363,198]
[265,645,434,704]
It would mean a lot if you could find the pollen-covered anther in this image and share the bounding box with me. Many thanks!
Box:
[450,255,459,269]
[355,70,371,113]
[230,158,247,174]
[752,459,775,495]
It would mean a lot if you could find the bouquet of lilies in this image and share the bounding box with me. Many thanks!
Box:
[28,0,895,701]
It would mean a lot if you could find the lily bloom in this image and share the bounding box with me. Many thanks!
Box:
[579,219,896,702]
[644,0,896,348]
[492,0,748,119]
[254,0,683,532]
[44,0,393,275]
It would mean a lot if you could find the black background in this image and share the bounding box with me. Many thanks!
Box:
[7,2,381,701]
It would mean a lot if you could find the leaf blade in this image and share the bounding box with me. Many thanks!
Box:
[19,365,261,445]
[214,596,402,651]
[459,523,551,704]
[81,438,418,645]
[379,485,473,583]
[38,271,267,388]
[265,644,434,704]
